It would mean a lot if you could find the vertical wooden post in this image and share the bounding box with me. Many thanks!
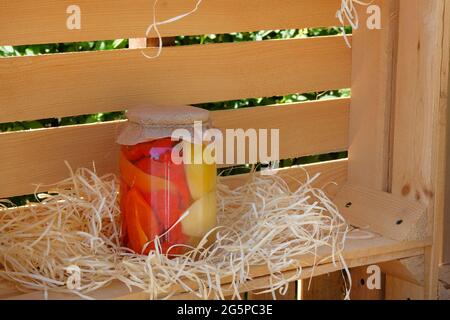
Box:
[390,0,450,299]
[347,0,399,191]
[443,1,450,267]
[343,0,450,300]
[328,0,400,300]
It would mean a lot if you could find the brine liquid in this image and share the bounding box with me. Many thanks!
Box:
[119,138,216,255]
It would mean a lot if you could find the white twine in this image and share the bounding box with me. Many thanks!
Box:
[142,0,204,59]
[336,0,373,48]
[140,0,374,56]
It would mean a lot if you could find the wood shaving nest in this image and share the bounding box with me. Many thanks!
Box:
[0,165,350,300]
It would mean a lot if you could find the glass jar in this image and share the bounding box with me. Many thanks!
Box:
[117,106,217,255]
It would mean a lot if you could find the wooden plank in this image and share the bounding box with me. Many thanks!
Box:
[391,0,450,299]
[2,237,428,300]
[0,0,342,46]
[348,0,399,192]
[215,99,349,164]
[169,245,426,300]
[379,260,422,285]
[222,158,349,197]
[301,272,345,300]
[438,264,450,300]
[0,282,21,300]
[443,0,450,266]
[0,36,351,123]
[0,121,121,198]
[430,0,450,288]
[385,275,424,300]
[0,99,349,198]
[333,184,426,241]
[247,283,297,300]
[392,0,447,227]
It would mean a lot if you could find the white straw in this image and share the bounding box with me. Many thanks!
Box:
[0,166,350,300]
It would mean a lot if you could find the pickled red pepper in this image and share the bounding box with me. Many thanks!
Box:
[120,137,216,255]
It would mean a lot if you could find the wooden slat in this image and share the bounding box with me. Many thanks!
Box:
[223,158,348,197]
[247,283,297,300]
[0,36,351,123]
[0,0,342,46]
[301,272,345,300]
[385,275,424,300]
[169,244,424,300]
[3,236,429,300]
[215,99,349,163]
[0,99,349,198]
[0,282,21,300]
[379,260,423,285]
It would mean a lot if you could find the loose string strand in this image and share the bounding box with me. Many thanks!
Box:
[142,0,203,59]
[336,0,374,48]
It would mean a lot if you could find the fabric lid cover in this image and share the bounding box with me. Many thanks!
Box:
[117,105,211,145]
[127,105,210,126]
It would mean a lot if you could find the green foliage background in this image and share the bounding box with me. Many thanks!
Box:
[0,27,350,204]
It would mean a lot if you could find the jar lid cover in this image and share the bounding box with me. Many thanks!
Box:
[117,105,211,145]
[127,105,210,126]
